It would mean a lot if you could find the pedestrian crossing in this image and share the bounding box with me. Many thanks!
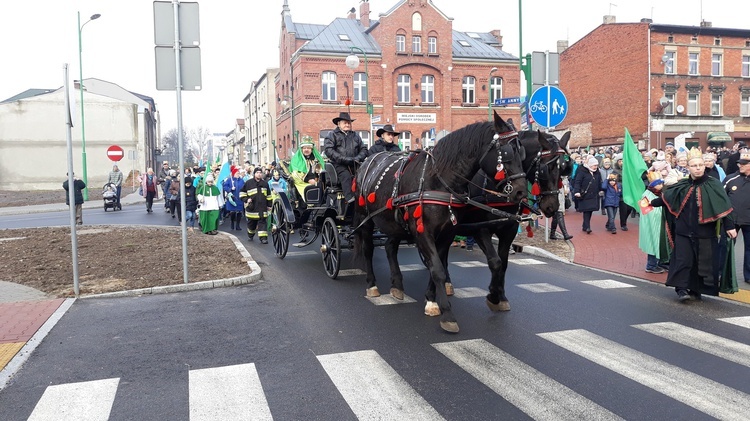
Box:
[25,319,750,420]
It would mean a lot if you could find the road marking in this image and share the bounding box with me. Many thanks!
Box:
[516,283,568,293]
[337,269,366,277]
[510,258,547,265]
[399,264,426,272]
[28,378,119,421]
[366,293,417,305]
[633,322,750,368]
[451,261,488,268]
[284,250,318,257]
[317,350,443,421]
[452,287,486,298]
[718,316,750,329]
[433,339,621,421]
[538,329,750,420]
[581,280,636,289]
[189,363,272,421]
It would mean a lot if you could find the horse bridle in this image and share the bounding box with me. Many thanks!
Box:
[482,130,527,195]
[528,142,567,197]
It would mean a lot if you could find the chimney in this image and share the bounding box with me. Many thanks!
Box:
[603,15,616,24]
[360,0,370,28]
[347,7,356,20]
[490,30,504,49]
[557,40,568,53]
[700,19,712,27]
[640,18,653,23]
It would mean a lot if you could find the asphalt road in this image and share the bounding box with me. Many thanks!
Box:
[1,204,750,420]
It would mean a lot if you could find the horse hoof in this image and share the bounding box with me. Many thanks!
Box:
[390,288,404,300]
[424,301,441,316]
[445,282,454,296]
[486,299,511,312]
[440,321,460,333]
[366,287,381,297]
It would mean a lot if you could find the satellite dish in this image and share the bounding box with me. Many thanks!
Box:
[676,104,685,113]
[659,96,669,107]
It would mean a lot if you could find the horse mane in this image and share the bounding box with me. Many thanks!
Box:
[429,121,494,175]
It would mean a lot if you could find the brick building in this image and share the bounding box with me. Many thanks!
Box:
[273,0,520,159]
[560,16,750,150]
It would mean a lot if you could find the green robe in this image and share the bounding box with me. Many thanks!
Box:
[638,189,669,260]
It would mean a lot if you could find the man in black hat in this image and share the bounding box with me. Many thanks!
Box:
[367,124,402,156]
[323,112,367,203]
[725,141,746,175]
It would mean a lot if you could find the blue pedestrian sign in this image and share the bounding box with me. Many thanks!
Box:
[528,86,568,128]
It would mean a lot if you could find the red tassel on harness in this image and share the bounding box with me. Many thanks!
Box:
[367,192,376,203]
[403,211,410,221]
[358,196,365,206]
[386,198,393,210]
[494,170,506,181]
[522,207,531,215]
[526,224,534,238]
[558,179,564,188]
[351,179,357,192]
[531,182,541,196]
[416,221,425,233]
[413,205,422,218]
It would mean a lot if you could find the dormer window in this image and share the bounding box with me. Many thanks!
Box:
[338,34,350,41]
[458,40,471,47]
[714,37,721,46]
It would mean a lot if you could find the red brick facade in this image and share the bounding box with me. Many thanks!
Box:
[274,0,520,159]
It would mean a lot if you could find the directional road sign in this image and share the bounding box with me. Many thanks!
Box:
[528,86,568,128]
[107,145,124,162]
[494,96,522,106]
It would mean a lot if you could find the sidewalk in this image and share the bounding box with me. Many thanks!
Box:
[0,191,144,216]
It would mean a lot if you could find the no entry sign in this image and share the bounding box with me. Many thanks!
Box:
[107,145,124,162]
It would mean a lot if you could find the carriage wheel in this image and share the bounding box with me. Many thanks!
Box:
[321,217,341,279]
[271,200,290,259]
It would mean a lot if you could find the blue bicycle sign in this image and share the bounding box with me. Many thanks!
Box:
[529,86,568,128]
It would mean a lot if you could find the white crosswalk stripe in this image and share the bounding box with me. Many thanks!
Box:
[433,339,621,420]
[284,250,318,257]
[581,279,636,289]
[317,350,444,421]
[719,316,750,329]
[516,283,568,293]
[538,329,750,420]
[398,263,426,272]
[366,293,417,305]
[189,363,272,421]
[510,258,547,265]
[451,260,488,268]
[28,378,119,421]
[451,287,487,298]
[336,268,366,277]
[633,322,750,368]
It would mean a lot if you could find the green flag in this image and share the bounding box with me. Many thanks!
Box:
[622,128,648,209]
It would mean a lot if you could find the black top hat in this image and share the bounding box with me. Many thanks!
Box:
[376,124,401,137]
[332,112,356,125]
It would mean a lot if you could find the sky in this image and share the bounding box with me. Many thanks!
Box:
[2,0,748,137]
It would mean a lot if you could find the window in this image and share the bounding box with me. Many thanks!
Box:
[397,74,411,103]
[421,75,435,103]
[353,72,367,102]
[399,132,412,151]
[663,93,675,115]
[664,51,675,74]
[321,71,336,101]
[711,93,722,116]
[714,37,722,46]
[412,36,421,53]
[689,52,699,75]
[338,34,350,41]
[741,94,750,117]
[667,35,674,43]
[458,40,471,47]
[396,35,406,52]
[687,93,699,116]
[489,76,503,103]
[712,54,722,76]
[743,55,750,77]
[462,76,476,104]
[412,13,422,31]
[428,36,437,54]
[357,131,371,148]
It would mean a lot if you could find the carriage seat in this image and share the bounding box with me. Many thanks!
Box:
[323,162,339,188]
[304,185,323,205]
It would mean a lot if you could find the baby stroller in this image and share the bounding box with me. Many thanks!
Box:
[103,183,121,211]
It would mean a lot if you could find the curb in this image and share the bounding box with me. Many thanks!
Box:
[0,193,144,216]
[513,243,572,264]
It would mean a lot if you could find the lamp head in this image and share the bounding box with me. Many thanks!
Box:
[345,54,360,70]
[90,13,101,20]
[490,67,498,74]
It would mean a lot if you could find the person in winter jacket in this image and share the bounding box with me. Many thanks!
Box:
[723,150,750,284]
[367,124,402,156]
[168,172,181,219]
[638,171,669,274]
[183,177,198,230]
[323,112,367,203]
[240,167,273,243]
[598,158,614,214]
[549,175,573,240]
[223,168,245,231]
[63,173,86,225]
[572,156,601,233]
[196,174,224,235]
[601,173,622,233]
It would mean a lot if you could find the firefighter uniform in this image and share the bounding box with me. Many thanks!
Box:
[240,168,273,243]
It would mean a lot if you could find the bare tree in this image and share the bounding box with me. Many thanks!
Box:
[188,126,212,164]
[161,128,193,165]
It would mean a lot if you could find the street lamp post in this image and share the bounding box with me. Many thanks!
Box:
[77,11,101,201]
[278,95,295,159]
[488,67,498,121]
[263,112,277,163]
[346,46,373,142]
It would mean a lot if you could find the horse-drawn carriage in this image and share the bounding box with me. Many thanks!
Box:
[269,161,360,279]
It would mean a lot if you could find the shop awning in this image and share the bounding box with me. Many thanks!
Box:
[707,132,732,143]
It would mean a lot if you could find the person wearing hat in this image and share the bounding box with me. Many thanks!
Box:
[139,167,159,213]
[723,149,750,285]
[63,172,86,225]
[703,152,724,181]
[289,136,325,201]
[572,156,601,233]
[323,111,367,203]
[158,161,172,210]
[223,167,245,231]
[240,167,272,243]
[196,173,224,235]
[638,171,669,274]
[367,124,402,156]
[651,147,738,301]
[664,142,676,157]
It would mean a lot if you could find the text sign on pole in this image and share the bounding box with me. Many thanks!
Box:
[107,145,124,161]
[155,46,202,90]
[494,96,521,106]
[153,1,202,91]
[153,1,200,46]
[531,51,560,93]
[529,86,568,128]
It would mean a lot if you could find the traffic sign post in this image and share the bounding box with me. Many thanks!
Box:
[528,86,568,128]
[107,145,124,162]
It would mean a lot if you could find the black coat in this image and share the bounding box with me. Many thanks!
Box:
[323,127,367,167]
[63,179,86,205]
[184,185,198,212]
[572,168,601,212]
[725,151,741,175]
[724,171,750,227]
[367,138,401,156]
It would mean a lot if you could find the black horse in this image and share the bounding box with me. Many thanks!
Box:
[428,130,571,316]
[353,112,528,333]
